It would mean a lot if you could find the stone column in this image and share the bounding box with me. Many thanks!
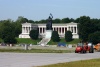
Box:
[39,27,40,33]
[25,27,26,33]
[76,26,78,34]
[58,27,60,34]
[67,27,68,31]
[22,27,24,33]
[53,27,54,31]
[42,27,43,34]
[28,27,29,33]
[64,27,65,34]
[71,26,72,32]
[73,26,75,33]
[71,27,73,33]
[44,28,46,33]
[55,27,57,31]
[61,27,62,34]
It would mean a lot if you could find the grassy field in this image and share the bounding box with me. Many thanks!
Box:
[0,49,74,53]
[0,38,80,45]
[16,38,41,45]
[17,38,80,45]
[38,58,100,67]
[48,39,80,45]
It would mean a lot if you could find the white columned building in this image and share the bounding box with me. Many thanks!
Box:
[19,22,79,39]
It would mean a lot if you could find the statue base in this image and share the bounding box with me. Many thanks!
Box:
[45,30,52,38]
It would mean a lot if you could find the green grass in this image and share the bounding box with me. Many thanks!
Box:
[16,38,41,45]
[0,49,74,53]
[0,38,80,45]
[48,39,80,45]
[38,58,100,67]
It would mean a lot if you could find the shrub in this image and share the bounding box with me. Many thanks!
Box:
[51,31,60,42]
[65,31,73,42]
[29,29,39,40]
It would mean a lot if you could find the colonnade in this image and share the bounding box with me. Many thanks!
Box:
[38,26,77,34]
[22,27,32,33]
[22,26,77,34]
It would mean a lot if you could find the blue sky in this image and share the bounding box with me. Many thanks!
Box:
[0,0,100,21]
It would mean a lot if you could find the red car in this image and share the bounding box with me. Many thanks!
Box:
[75,43,94,53]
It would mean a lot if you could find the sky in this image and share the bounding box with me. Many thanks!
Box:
[0,0,100,21]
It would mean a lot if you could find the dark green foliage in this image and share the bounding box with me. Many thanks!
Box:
[29,29,39,40]
[4,35,17,44]
[39,19,47,23]
[0,21,15,39]
[88,31,100,44]
[12,22,21,37]
[61,18,70,23]
[28,20,34,23]
[53,18,61,23]
[0,20,17,44]
[51,31,60,42]
[65,31,73,42]
[16,16,28,23]
[78,16,96,41]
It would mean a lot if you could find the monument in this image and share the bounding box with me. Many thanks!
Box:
[45,13,53,38]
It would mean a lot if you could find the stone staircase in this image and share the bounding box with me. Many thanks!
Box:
[38,38,50,46]
[38,30,52,46]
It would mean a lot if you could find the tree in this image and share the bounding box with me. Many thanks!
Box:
[12,22,21,37]
[0,20,17,44]
[51,31,60,42]
[4,34,17,44]
[28,20,34,23]
[16,16,28,23]
[61,18,70,23]
[29,29,39,40]
[65,31,73,42]
[78,16,96,41]
[53,18,61,23]
[75,18,80,23]
[88,31,100,44]
[70,18,75,22]
[39,19,47,23]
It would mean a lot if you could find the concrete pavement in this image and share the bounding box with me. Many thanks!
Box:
[0,52,100,67]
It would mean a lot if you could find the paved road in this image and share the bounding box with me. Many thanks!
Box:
[0,52,100,67]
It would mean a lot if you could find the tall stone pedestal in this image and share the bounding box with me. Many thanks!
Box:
[45,30,52,38]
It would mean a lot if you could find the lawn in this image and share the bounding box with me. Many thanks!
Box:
[0,38,80,46]
[0,49,74,53]
[48,39,80,45]
[16,38,41,45]
[38,58,100,67]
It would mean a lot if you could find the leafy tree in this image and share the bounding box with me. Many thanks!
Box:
[91,19,100,31]
[88,31,100,44]
[70,18,75,22]
[12,22,21,37]
[16,16,28,23]
[65,31,73,42]
[29,29,39,40]
[51,31,60,42]
[78,16,96,41]
[61,18,70,23]
[39,19,47,23]
[4,34,17,44]
[28,20,34,23]
[0,20,17,44]
[53,18,61,23]
[75,18,80,23]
